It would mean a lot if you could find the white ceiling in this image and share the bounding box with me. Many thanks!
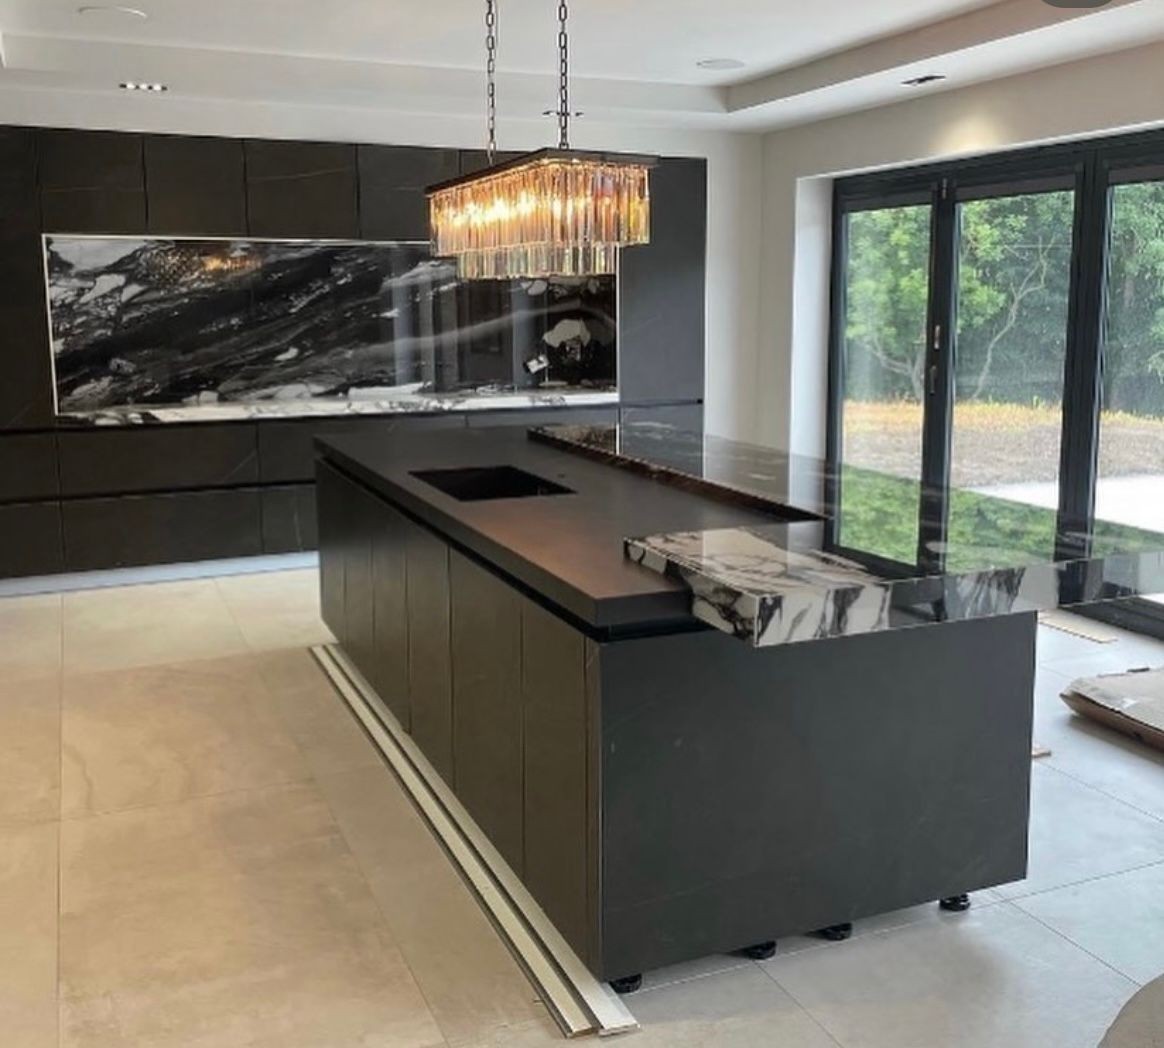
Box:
[0,0,1162,134]
[0,0,1003,84]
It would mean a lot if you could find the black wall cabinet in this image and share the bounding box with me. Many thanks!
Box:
[359,145,458,241]
[245,140,359,239]
[62,489,263,572]
[38,129,147,234]
[619,157,707,404]
[0,125,707,580]
[145,135,247,236]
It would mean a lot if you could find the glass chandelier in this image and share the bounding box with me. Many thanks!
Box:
[427,0,655,280]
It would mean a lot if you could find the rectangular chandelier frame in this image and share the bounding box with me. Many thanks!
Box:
[427,147,657,280]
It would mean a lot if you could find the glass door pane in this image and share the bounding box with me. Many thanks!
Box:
[1094,179,1164,617]
[836,203,932,564]
[945,190,1075,569]
[1096,180,1164,539]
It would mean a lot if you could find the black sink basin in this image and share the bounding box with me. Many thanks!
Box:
[411,465,575,502]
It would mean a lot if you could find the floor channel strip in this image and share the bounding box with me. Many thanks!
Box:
[311,643,639,1040]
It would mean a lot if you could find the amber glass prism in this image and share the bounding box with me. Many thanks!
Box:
[427,148,654,280]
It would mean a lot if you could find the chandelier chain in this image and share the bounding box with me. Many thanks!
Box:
[557,0,569,149]
[485,0,498,163]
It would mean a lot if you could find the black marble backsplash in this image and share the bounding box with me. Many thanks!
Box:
[46,236,617,415]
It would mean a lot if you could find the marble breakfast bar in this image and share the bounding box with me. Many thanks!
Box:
[314,422,1164,987]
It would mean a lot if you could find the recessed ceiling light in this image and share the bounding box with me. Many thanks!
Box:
[696,58,745,71]
[78,5,149,17]
[902,73,947,87]
[1042,1,1111,7]
[120,81,167,92]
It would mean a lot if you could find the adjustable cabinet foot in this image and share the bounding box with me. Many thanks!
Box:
[739,940,777,961]
[815,922,853,942]
[610,974,642,995]
[939,893,971,912]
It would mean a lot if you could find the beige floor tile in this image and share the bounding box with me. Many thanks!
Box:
[0,821,59,1048]
[252,648,382,778]
[61,655,312,817]
[0,674,61,826]
[450,1014,565,1048]
[318,765,548,1046]
[216,569,334,653]
[629,965,839,1048]
[0,593,62,680]
[59,783,445,1048]
[63,579,249,675]
[762,902,1136,1048]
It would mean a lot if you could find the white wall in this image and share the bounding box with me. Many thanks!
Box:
[0,84,763,439]
[756,39,1164,456]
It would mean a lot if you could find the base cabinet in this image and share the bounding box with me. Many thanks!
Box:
[317,458,1035,981]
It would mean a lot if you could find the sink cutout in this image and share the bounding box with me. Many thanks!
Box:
[411,465,575,502]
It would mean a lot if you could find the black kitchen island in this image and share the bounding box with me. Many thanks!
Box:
[314,422,1164,988]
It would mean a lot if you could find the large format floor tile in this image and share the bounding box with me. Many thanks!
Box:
[216,569,333,654]
[0,593,62,680]
[994,763,1164,900]
[0,821,59,1048]
[62,579,249,674]
[631,965,840,1048]
[317,763,551,1047]
[1014,861,1164,986]
[0,674,61,826]
[61,655,311,817]
[762,903,1137,1048]
[253,648,382,779]
[1034,665,1164,821]
[59,782,445,1048]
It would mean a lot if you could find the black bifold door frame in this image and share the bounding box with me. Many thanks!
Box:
[826,129,1164,633]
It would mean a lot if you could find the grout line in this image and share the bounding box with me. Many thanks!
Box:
[1033,757,1164,826]
[755,964,846,1048]
[997,856,1164,905]
[1006,901,1144,988]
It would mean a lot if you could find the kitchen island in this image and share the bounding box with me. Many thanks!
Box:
[315,422,1164,988]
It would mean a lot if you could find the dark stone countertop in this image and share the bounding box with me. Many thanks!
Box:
[315,424,800,633]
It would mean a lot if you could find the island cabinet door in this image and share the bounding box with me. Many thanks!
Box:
[369,501,410,731]
[315,462,350,643]
[448,549,524,875]
[403,521,454,784]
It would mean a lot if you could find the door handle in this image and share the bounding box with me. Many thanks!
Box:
[928,364,938,397]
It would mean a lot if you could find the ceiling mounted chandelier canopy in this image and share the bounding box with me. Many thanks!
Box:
[427,0,655,280]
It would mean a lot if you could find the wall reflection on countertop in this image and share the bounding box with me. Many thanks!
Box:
[44,236,617,418]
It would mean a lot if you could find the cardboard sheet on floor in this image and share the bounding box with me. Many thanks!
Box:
[1061,666,1164,752]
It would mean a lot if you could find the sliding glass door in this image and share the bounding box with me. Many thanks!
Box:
[834,202,931,565]
[946,188,1076,570]
[830,133,1164,621]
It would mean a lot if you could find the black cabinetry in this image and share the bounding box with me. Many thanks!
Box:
[38,129,147,233]
[245,140,359,238]
[145,135,247,236]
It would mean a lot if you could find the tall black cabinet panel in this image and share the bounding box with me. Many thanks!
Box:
[405,520,454,783]
[38,129,147,233]
[370,501,411,729]
[618,156,707,403]
[358,145,458,241]
[0,127,53,430]
[522,599,593,958]
[450,549,524,874]
[245,140,359,239]
[145,135,247,236]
